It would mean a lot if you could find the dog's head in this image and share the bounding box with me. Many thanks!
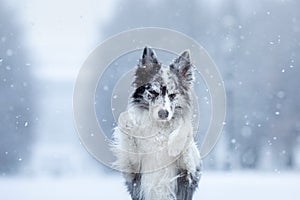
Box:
[131,47,194,122]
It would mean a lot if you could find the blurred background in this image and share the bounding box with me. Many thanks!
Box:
[0,0,299,199]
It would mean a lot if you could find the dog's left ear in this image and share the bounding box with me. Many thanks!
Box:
[170,50,194,85]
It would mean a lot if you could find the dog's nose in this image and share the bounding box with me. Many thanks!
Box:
[158,109,169,119]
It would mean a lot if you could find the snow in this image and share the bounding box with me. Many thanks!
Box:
[0,172,299,200]
[0,174,129,200]
[197,172,300,200]
[6,49,13,56]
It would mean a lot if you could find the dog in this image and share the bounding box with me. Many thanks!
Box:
[111,47,201,200]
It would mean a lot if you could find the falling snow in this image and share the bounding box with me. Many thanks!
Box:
[6,49,13,56]
[277,91,285,98]
[0,1,299,196]
[103,85,109,91]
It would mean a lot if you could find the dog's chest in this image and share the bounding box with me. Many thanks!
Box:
[134,127,171,153]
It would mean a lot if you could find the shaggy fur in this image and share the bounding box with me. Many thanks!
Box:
[112,47,201,200]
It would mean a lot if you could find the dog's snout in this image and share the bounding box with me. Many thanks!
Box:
[158,109,169,119]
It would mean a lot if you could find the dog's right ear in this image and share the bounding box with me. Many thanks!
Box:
[141,46,158,65]
[133,47,161,88]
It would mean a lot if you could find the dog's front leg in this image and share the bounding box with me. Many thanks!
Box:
[167,120,192,157]
[175,139,202,200]
[123,172,144,200]
[175,166,201,200]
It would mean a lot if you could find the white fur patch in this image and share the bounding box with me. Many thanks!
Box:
[112,106,201,200]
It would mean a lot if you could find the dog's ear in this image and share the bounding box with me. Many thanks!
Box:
[133,47,161,87]
[170,50,194,85]
[141,46,158,65]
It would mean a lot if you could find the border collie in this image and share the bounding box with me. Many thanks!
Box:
[112,47,201,200]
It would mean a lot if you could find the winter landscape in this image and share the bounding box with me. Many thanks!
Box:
[1,172,300,200]
[1,0,300,199]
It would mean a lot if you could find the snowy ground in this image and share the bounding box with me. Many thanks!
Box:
[1,172,299,200]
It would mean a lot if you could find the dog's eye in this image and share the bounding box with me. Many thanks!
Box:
[168,93,177,100]
[145,90,159,100]
[149,90,159,97]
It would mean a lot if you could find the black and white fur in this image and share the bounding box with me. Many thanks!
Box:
[112,47,201,200]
